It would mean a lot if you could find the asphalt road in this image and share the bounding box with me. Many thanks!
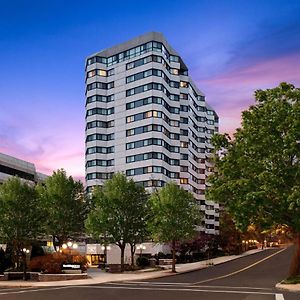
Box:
[0,247,299,300]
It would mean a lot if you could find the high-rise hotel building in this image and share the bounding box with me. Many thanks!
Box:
[85,32,219,234]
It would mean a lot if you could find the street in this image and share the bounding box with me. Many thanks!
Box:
[0,247,298,300]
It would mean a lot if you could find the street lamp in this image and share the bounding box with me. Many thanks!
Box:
[21,248,30,281]
[61,241,78,254]
[101,245,111,265]
[22,248,30,254]
[136,244,146,257]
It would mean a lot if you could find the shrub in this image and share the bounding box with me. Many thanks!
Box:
[136,256,150,268]
[0,247,13,274]
[0,248,6,274]
[30,243,45,259]
[29,251,88,274]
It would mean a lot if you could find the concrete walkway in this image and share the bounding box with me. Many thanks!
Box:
[0,249,281,288]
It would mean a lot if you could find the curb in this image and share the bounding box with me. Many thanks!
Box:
[276,283,300,293]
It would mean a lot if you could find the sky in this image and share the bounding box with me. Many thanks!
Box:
[0,0,300,180]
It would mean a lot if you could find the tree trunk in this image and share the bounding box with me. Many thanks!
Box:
[53,235,57,252]
[16,244,20,271]
[288,232,300,278]
[130,244,135,266]
[120,245,125,272]
[172,240,176,273]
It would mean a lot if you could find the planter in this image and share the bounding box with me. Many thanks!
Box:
[107,264,122,273]
[38,273,88,282]
[0,272,88,282]
[2,272,39,281]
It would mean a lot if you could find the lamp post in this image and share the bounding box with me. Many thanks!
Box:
[136,244,146,257]
[101,245,111,266]
[22,248,30,281]
[242,240,246,252]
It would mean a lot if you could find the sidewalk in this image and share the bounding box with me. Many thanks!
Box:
[0,249,266,288]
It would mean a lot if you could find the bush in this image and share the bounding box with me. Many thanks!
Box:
[0,247,13,274]
[30,243,45,259]
[29,251,88,274]
[124,264,140,271]
[0,248,6,274]
[192,252,206,261]
[29,253,66,273]
[177,254,193,264]
[136,256,150,268]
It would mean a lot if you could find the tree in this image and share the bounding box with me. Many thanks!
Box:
[85,173,148,272]
[207,82,300,277]
[218,211,243,255]
[148,182,202,272]
[0,177,44,279]
[128,215,149,267]
[37,169,87,250]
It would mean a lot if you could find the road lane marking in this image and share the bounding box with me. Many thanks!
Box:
[111,281,188,285]
[0,286,71,296]
[189,285,272,290]
[0,286,32,293]
[193,248,287,284]
[108,281,272,290]
[76,285,278,295]
[275,294,285,300]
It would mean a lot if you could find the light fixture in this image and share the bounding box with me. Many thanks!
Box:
[72,243,78,249]
[137,244,146,250]
[101,245,111,251]
[62,244,68,249]
[67,241,73,247]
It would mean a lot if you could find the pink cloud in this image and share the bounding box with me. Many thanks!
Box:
[199,53,300,134]
[0,126,85,180]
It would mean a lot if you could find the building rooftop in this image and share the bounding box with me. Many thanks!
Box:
[0,152,47,183]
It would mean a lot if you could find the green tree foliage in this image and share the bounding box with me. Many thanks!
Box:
[85,173,148,272]
[0,177,44,274]
[218,211,242,255]
[37,169,87,250]
[148,182,201,272]
[207,82,300,276]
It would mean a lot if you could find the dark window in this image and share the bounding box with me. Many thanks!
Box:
[0,164,35,181]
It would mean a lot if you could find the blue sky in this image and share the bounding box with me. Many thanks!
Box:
[1,0,300,178]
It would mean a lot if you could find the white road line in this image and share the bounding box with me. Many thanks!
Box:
[194,248,287,284]
[0,286,71,296]
[275,294,285,300]
[0,288,33,292]
[76,285,277,295]
[110,281,188,285]
[108,281,272,290]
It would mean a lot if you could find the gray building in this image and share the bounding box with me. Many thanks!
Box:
[0,152,47,184]
[85,32,219,234]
